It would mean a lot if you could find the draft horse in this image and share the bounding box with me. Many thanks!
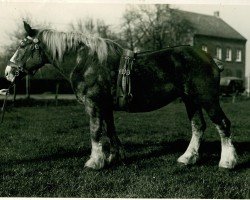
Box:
[4,22,237,170]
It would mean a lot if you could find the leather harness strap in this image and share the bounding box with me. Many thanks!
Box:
[116,49,135,110]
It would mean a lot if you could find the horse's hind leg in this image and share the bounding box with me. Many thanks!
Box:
[104,108,124,165]
[178,97,206,165]
[84,99,106,170]
[203,102,237,169]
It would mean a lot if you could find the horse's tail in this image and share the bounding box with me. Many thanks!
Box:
[213,58,224,72]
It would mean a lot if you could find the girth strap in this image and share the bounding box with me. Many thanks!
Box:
[116,49,135,110]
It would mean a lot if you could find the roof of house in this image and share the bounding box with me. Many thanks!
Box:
[175,10,247,41]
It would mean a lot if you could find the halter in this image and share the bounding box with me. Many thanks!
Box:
[9,36,40,80]
[2,37,41,123]
[8,62,32,77]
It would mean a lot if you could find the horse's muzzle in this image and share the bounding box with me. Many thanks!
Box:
[5,65,15,82]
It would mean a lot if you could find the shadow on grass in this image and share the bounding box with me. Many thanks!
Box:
[1,139,249,170]
[123,139,187,164]
[0,147,90,169]
[122,139,250,169]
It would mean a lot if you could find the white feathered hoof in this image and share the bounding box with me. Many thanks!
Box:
[219,146,238,169]
[84,155,106,170]
[177,152,199,165]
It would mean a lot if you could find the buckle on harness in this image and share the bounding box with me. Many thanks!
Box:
[119,68,131,76]
[116,49,135,110]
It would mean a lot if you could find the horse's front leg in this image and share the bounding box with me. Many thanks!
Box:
[84,99,106,170]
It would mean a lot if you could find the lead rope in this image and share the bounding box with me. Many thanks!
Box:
[1,83,15,124]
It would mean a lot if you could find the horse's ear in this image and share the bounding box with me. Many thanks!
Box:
[23,21,37,37]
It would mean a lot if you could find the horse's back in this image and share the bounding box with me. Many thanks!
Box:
[126,46,221,112]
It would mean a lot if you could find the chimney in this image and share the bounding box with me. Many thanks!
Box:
[214,11,220,17]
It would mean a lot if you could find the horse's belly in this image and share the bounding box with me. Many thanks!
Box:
[127,84,178,112]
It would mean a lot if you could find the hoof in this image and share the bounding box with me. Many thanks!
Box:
[219,146,238,169]
[108,153,123,166]
[108,149,126,166]
[219,158,237,169]
[84,156,106,170]
[108,153,119,164]
[177,153,199,165]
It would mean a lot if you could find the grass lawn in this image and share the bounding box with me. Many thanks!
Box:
[0,99,249,198]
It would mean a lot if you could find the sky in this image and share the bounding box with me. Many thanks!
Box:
[0,0,250,76]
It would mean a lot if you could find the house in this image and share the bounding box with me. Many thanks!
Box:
[176,10,247,79]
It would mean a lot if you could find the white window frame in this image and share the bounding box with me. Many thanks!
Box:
[236,49,242,62]
[216,47,222,60]
[202,45,208,52]
[226,48,232,61]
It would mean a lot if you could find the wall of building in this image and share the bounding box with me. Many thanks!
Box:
[193,35,246,79]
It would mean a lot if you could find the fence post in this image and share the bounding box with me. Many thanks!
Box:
[13,84,16,105]
[232,94,236,103]
[26,75,30,99]
[55,83,59,106]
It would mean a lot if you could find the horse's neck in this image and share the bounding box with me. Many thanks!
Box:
[44,49,79,81]
[44,39,123,81]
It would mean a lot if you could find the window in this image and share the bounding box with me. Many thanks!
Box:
[202,45,208,52]
[216,47,222,60]
[226,48,232,61]
[236,49,242,62]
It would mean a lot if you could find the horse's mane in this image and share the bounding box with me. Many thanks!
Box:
[39,29,121,64]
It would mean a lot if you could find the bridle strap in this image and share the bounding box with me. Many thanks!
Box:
[8,36,41,78]
[8,61,33,78]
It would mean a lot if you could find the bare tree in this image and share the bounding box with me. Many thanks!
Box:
[121,4,195,51]
[69,18,118,40]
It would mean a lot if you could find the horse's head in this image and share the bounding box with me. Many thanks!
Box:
[5,21,47,82]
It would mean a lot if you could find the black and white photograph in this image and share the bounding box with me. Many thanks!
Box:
[0,0,249,198]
